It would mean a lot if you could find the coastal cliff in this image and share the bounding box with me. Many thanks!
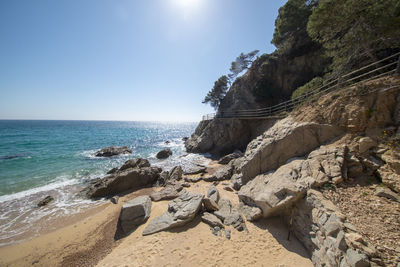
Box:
[187,75,400,266]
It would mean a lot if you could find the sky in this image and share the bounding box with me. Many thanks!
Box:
[0,0,287,122]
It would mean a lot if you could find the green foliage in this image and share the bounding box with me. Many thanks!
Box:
[228,50,259,82]
[272,0,319,56]
[203,50,259,109]
[202,75,229,110]
[291,77,323,99]
[307,0,400,75]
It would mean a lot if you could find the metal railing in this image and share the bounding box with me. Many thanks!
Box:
[201,51,400,121]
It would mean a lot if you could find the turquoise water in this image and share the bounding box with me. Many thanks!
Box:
[0,120,200,245]
[0,120,196,196]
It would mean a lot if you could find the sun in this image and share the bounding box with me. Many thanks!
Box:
[173,0,201,10]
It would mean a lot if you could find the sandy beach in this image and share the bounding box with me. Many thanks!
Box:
[0,172,313,267]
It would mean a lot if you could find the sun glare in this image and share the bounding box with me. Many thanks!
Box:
[173,0,201,10]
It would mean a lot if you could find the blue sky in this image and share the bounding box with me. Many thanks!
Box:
[0,0,287,122]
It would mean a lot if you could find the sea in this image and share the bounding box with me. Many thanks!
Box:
[0,120,206,246]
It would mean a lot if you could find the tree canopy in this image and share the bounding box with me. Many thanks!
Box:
[272,0,319,56]
[202,75,229,110]
[307,0,400,75]
[228,50,259,82]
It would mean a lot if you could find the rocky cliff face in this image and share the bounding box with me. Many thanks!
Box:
[188,75,400,266]
[186,49,329,156]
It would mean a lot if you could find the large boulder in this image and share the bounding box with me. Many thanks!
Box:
[119,196,152,234]
[142,191,204,235]
[231,117,343,189]
[156,149,172,159]
[238,145,346,217]
[85,167,161,198]
[214,198,246,231]
[95,146,132,157]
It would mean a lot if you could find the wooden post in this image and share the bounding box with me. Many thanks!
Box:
[287,207,295,241]
[396,55,400,76]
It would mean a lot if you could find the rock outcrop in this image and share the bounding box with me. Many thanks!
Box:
[119,196,152,234]
[231,118,343,189]
[291,190,376,267]
[142,191,204,235]
[95,146,132,157]
[85,167,161,198]
[238,145,346,217]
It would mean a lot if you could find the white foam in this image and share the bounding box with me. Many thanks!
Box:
[0,178,78,203]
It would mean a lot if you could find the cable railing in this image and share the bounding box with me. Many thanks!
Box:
[201,51,400,120]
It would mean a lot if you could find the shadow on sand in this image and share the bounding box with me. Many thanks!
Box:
[252,216,311,259]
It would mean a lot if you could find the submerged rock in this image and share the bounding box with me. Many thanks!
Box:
[142,191,204,235]
[156,149,172,159]
[37,196,54,207]
[95,146,132,157]
[119,196,152,234]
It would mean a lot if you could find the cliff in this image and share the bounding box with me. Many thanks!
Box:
[188,75,400,266]
[186,48,328,155]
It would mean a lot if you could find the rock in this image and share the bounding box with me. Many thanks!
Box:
[119,196,152,234]
[346,249,369,267]
[110,196,119,204]
[183,165,207,175]
[377,166,400,193]
[142,191,204,235]
[181,182,190,187]
[95,146,132,157]
[169,166,183,181]
[323,214,341,236]
[225,229,231,240]
[211,226,222,236]
[85,167,161,198]
[184,176,202,183]
[119,158,150,171]
[374,187,400,202]
[202,198,219,212]
[164,140,170,144]
[238,202,262,221]
[156,171,169,186]
[156,149,172,159]
[231,118,343,189]
[207,185,220,203]
[223,186,234,192]
[203,164,233,182]
[359,137,376,153]
[218,150,243,165]
[214,199,246,231]
[107,167,119,174]
[150,184,184,202]
[37,196,54,207]
[238,145,346,217]
[201,212,224,228]
[182,137,189,142]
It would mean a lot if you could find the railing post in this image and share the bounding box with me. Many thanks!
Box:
[396,55,400,76]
